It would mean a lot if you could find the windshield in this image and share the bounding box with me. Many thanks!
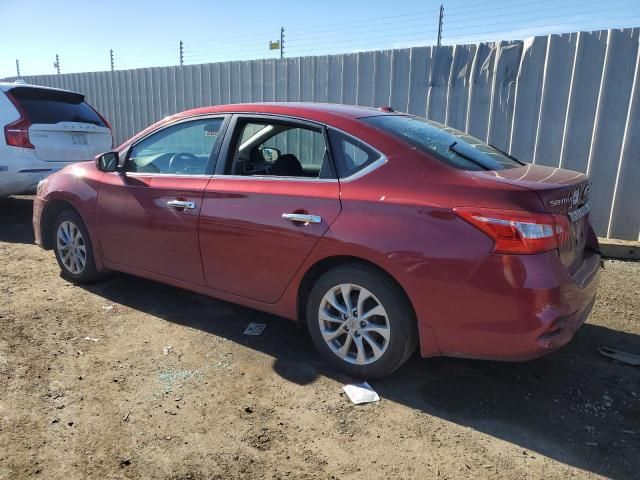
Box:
[362,115,523,171]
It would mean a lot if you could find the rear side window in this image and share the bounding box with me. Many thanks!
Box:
[362,115,523,171]
[9,87,106,127]
[328,129,380,178]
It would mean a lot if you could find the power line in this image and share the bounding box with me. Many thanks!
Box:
[287,14,435,37]
[444,16,640,42]
[301,10,436,33]
[443,8,636,34]
[444,0,612,24]
[444,0,553,12]
[287,30,439,50]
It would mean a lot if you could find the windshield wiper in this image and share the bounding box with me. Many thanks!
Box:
[488,143,525,165]
[448,141,490,170]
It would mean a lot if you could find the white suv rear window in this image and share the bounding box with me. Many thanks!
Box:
[9,87,106,127]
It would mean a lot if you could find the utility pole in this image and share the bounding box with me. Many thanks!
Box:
[15,59,20,78]
[179,40,184,66]
[110,49,114,71]
[437,4,444,47]
[280,27,285,59]
[53,54,61,74]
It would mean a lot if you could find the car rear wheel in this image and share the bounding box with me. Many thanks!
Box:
[53,210,99,283]
[306,264,418,379]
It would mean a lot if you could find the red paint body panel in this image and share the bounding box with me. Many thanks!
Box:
[199,177,341,303]
[96,173,209,284]
[33,103,601,362]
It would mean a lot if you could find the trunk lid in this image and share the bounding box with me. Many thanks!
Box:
[29,122,112,162]
[470,165,592,274]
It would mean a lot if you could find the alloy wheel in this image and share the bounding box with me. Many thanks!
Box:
[56,220,87,275]
[318,283,390,365]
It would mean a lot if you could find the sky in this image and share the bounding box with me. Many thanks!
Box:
[1,0,639,78]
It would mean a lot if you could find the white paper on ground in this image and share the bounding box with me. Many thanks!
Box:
[243,323,267,336]
[342,382,380,404]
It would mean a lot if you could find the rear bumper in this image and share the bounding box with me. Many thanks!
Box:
[416,249,601,360]
[0,155,77,197]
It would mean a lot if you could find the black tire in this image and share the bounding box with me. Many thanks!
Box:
[52,209,100,283]
[306,263,418,379]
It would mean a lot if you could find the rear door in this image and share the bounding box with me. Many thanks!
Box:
[96,116,228,284]
[199,115,341,303]
[8,86,112,161]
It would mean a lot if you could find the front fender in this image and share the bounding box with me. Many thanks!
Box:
[36,163,106,271]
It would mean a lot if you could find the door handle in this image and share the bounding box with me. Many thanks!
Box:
[282,213,322,224]
[167,200,196,210]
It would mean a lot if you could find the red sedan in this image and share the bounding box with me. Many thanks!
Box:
[33,103,601,378]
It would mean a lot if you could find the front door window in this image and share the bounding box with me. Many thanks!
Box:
[127,118,225,175]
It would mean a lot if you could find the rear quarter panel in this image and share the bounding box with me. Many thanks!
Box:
[279,150,550,356]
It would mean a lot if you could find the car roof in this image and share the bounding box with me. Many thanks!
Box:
[120,102,408,151]
[0,81,81,96]
[175,102,401,122]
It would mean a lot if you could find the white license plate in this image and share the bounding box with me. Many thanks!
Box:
[71,132,88,145]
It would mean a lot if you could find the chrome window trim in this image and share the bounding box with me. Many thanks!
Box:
[123,172,213,179]
[326,126,387,182]
[121,112,388,182]
[211,174,338,183]
[339,155,388,182]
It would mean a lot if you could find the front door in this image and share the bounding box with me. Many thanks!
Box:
[199,116,342,303]
[96,116,227,285]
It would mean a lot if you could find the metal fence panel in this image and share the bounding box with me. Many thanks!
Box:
[587,28,639,235]
[6,27,639,240]
[509,36,547,162]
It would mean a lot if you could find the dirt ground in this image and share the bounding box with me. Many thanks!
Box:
[0,195,638,480]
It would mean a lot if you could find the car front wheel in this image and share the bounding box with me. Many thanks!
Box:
[306,264,418,379]
[53,209,100,283]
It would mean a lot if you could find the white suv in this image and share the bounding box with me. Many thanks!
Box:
[0,82,113,197]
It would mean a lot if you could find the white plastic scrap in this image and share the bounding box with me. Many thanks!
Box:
[243,323,266,336]
[84,336,99,342]
[163,346,173,355]
[342,382,380,405]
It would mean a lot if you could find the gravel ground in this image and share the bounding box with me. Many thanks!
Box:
[0,195,638,480]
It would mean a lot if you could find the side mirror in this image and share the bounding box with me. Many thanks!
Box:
[96,151,119,172]
[260,147,280,162]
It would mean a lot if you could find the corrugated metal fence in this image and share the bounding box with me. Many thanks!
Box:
[6,27,640,240]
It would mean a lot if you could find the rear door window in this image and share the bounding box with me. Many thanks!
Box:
[362,115,523,171]
[9,87,106,126]
[225,119,333,179]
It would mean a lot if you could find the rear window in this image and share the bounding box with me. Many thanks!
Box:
[362,115,523,171]
[9,87,106,127]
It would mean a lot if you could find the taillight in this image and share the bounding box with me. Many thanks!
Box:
[4,92,33,149]
[454,207,571,254]
[87,103,114,148]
